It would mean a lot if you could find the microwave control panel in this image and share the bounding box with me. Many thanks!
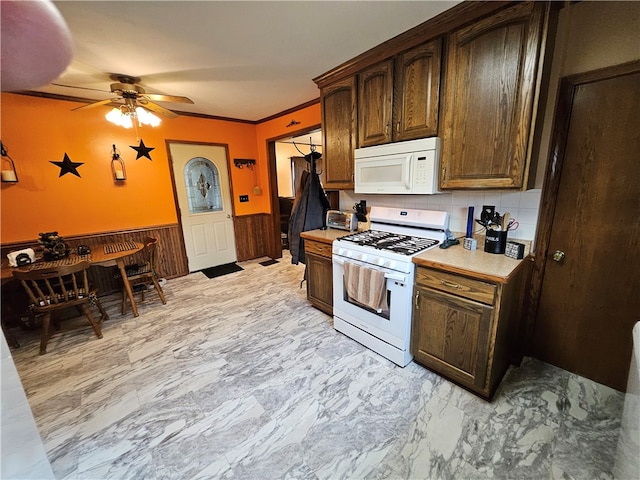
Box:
[412,151,437,191]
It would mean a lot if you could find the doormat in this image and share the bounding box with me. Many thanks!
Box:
[259,259,278,266]
[200,263,243,279]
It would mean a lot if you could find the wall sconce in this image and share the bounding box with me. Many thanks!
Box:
[111,144,126,181]
[234,158,256,169]
[286,119,301,128]
[1,141,19,183]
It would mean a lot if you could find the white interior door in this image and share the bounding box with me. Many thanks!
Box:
[169,142,237,272]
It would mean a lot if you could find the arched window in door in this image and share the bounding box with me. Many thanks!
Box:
[184,157,222,213]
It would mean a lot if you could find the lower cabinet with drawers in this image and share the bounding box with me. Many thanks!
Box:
[411,264,527,399]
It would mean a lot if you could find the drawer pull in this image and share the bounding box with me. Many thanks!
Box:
[441,280,462,289]
[415,290,420,309]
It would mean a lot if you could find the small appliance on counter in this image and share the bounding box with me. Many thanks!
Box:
[326,210,358,231]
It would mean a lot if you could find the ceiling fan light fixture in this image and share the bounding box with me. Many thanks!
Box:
[105,105,160,129]
[106,107,132,128]
[135,107,161,127]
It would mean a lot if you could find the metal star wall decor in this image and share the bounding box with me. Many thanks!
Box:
[130,139,155,161]
[50,153,84,178]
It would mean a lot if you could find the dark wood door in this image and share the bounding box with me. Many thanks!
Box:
[440,1,548,189]
[394,39,442,142]
[358,59,393,147]
[531,63,640,391]
[321,76,357,190]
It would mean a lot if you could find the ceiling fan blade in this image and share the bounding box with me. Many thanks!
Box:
[52,82,111,93]
[71,98,117,111]
[142,101,178,118]
[142,93,194,104]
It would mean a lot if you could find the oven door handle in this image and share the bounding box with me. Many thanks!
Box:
[332,257,407,283]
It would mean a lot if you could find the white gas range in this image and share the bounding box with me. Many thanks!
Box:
[332,206,449,366]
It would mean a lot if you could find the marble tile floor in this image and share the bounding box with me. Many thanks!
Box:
[5,252,625,480]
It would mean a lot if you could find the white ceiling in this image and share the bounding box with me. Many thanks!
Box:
[27,1,459,122]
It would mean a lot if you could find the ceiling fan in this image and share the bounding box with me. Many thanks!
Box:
[61,74,193,119]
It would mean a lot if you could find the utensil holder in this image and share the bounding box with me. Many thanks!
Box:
[484,229,507,254]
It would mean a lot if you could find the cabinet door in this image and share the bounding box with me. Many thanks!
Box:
[306,252,333,315]
[358,59,394,147]
[440,2,548,189]
[321,76,357,190]
[411,286,493,391]
[394,39,442,142]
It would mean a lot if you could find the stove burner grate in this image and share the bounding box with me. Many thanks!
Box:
[339,230,439,255]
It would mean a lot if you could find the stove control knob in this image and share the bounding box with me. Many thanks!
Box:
[359,254,368,262]
[337,248,344,256]
[387,260,397,270]
[346,250,353,258]
[376,258,385,266]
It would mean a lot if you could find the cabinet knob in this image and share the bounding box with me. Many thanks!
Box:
[552,250,565,262]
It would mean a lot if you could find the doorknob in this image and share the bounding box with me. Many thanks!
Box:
[552,250,565,262]
[226,214,231,219]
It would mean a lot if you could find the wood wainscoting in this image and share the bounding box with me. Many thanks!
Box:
[1,223,188,296]
[234,213,277,262]
[2,215,278,304]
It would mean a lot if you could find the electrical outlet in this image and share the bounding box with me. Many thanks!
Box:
[239,195,249,202]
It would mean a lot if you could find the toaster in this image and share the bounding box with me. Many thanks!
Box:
[326,210,358,231]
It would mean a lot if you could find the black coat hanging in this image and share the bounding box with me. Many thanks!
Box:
[288,142,330,265]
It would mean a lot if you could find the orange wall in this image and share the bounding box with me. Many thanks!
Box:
[0,93,320,243]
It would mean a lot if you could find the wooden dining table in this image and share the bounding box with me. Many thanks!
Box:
[1,241,145,317]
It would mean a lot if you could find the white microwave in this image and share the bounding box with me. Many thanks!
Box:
[354,137,440,194]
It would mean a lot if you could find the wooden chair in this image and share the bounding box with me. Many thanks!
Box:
[12,261,108,355]
[121,237,167,315]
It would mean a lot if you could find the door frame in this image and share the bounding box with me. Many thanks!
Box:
[165,139,237,271]
[523,60,640,353]
[266,123,322,260]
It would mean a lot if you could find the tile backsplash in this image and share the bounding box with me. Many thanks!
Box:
[339,189,542,245]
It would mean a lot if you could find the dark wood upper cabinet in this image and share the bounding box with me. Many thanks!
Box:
[394,39,442,142]
[321,76,357,190]
[440,1,549,190]
[358,39,442,148]
[314,1,549,191]
[358,60,394,147]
